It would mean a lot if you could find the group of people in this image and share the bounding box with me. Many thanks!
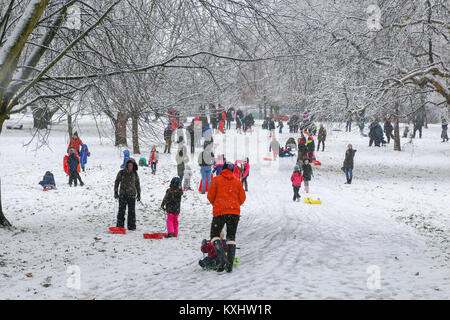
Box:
[113,116,249,273]
[66,132,90,187]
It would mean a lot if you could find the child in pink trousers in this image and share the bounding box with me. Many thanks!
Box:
[161,177,183,237]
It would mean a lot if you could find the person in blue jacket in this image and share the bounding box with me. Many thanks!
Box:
[79,144,90,172]
[120,149,130,169]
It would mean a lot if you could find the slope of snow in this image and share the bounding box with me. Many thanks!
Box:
[0,115,448,299]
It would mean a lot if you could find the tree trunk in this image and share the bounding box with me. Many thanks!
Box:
[131,113,140,154]
[115,111,128,146]
[0,179,12,228]
[67,113,73,138]
[394,102,401,151]
[258,106,262,119]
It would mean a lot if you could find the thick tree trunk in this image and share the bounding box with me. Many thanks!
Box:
[131,114,140,154]
[114,111,128,146]
[67,113,73,138]
[394,102,401,151]
[0,179,12,228]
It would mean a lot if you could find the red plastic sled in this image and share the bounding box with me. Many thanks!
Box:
[63,155,69,175]
[143,233,167,239]
[312,160,322,166]
[109,227,126,234]
[199,174,214,192]
[263,157,272,161]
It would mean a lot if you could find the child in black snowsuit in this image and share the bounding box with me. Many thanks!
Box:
[67,149,81,187]
[302,158,313,194]
[161,177,184,237]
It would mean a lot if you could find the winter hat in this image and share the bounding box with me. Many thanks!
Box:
[348,144,353,148]
[68,148,76,154]
[294,165,300,171]
[73,131,78,137]
[222,161,234,172]
[303,158,309,164]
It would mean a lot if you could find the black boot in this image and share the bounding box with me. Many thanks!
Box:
[349,178,352,184]
[212,240,229,272]
[226,244,236,273]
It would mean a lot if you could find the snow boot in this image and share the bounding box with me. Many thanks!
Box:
[212,240,230,272]
[226,244,236,273]
[166,232,175,238]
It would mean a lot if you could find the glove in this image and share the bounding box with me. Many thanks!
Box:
[114,192,119,199]
[136,194,141,202]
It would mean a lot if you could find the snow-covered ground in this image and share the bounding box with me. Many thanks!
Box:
[0,115,449,299]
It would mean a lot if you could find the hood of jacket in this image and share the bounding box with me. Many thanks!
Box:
[125,158,138,171]
[170,177,180,189]
[81,144,88,150]
[220,168,235,180]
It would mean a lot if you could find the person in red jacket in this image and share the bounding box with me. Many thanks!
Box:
[199,232,228,270]
[291,165,303,202]
[207,162,246,272]
[67,131,84,154]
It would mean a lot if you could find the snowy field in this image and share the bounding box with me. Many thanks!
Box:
[0,115,449,299]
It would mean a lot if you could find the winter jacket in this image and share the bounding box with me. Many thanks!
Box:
[79,144,90,167]
[201,240,228,259]
[170,118,178,131]
[318,127,327,141]
[297,144,308,162]
[233,161,242,180]
[269,120,276,130]
[67,154,80,173]
[374,124,383,139]
[291,171,303,187]
[302,163,313,181]
[343,149,357,169]
[207,169,246,217]
[120,150,130,169]
[213,162,224,176]
[164,127,173,140]
[306,138,315,154]
[114,158,141,196]
[242,162,249,179]
[150,150,159,163]
[384,121,393,134]
[67,137,83,153]
[161,177,183,214]
[198,150,215,167]
[39,171,56,188]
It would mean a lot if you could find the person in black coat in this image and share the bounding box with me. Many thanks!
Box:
[342,144,357,184]
[161,177,184,237]
[39,171,56,190]
[67,148,81,187]
[384,119,394,144]
[301,158,313,194]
